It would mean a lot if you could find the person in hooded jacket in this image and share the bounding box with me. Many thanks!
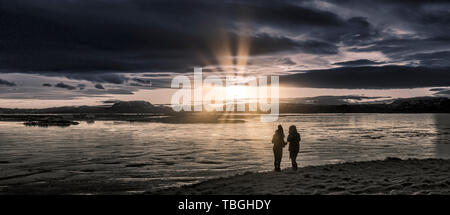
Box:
[287,125,301,171]
[272,125,286,172]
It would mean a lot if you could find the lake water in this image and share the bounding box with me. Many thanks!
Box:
[1,113,450,194]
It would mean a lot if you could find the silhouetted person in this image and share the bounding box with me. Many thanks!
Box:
[272,125,286,172]
[287,125,301,171]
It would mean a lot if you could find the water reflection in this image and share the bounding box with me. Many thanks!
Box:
[433,114,450,158]
[1,113,450,193]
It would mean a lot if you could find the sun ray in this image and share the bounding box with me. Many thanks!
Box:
[236,23,250,74]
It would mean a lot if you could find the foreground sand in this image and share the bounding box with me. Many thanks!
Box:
[155,158,450,195]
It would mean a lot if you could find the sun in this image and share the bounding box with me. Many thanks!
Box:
[225,85,247,100]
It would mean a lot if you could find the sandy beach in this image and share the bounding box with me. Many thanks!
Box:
[3,157,450,195]
[156,158,450,195]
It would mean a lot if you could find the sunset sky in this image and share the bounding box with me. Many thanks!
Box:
[1,0,450,108]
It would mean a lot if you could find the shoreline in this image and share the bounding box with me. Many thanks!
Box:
[153,158,450,195]
[2,157,450,195]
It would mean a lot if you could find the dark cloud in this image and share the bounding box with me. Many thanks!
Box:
[329,0,450,64]
[102,99,120,104]
[54,73,128,84]
[42,83,52,87]
[281,66,450,89]
[137,78,172,89]
[0,0,376,76]
[0,0,450,93]
[296,40,338,55]
[333,59,384,67]
[430,88,450,96]
[348,38,450,63]
[142,74,172,77]
[282,95,391,105]
[94,83,105,90]
[127,77,152,88]
[0,79,16,86]
[404,51,450,67]
[54,82,76,90]
[0,0,340,74]
[82,89,134,95]
[434,90,450,96]
[132,78,152,85]
[278,58,296,66]
[430,88,447,92]
[340,17,379,46]
[77,84,86,90]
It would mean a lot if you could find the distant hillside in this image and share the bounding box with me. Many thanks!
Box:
[109,101,154,113]
[1,97,449,114]
[390,97,450,112]
[280,97,450,113]
[0,101,173,114]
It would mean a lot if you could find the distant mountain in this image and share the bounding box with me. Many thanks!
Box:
[0,101,173,114]
[279,97,450,113]
[108,101,168,113]
[390,97,450,112]
[1,97,449,114]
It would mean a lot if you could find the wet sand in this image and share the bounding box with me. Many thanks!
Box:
[3,158,450,195]
[156,158,450,195]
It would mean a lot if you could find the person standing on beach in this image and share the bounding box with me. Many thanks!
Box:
[272,125,286,172]
[287,125,301,171]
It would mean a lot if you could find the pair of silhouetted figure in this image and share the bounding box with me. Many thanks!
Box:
[272,125,301,171]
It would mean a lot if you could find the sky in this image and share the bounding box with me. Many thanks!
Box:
[1,0,450,108]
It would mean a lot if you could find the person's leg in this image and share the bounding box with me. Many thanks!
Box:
[273,148,279,171]
[289,151,293,168]
[273,148,276,169]
[291,151,298,170]
[274,148,282,171]
[278,149,282,169]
